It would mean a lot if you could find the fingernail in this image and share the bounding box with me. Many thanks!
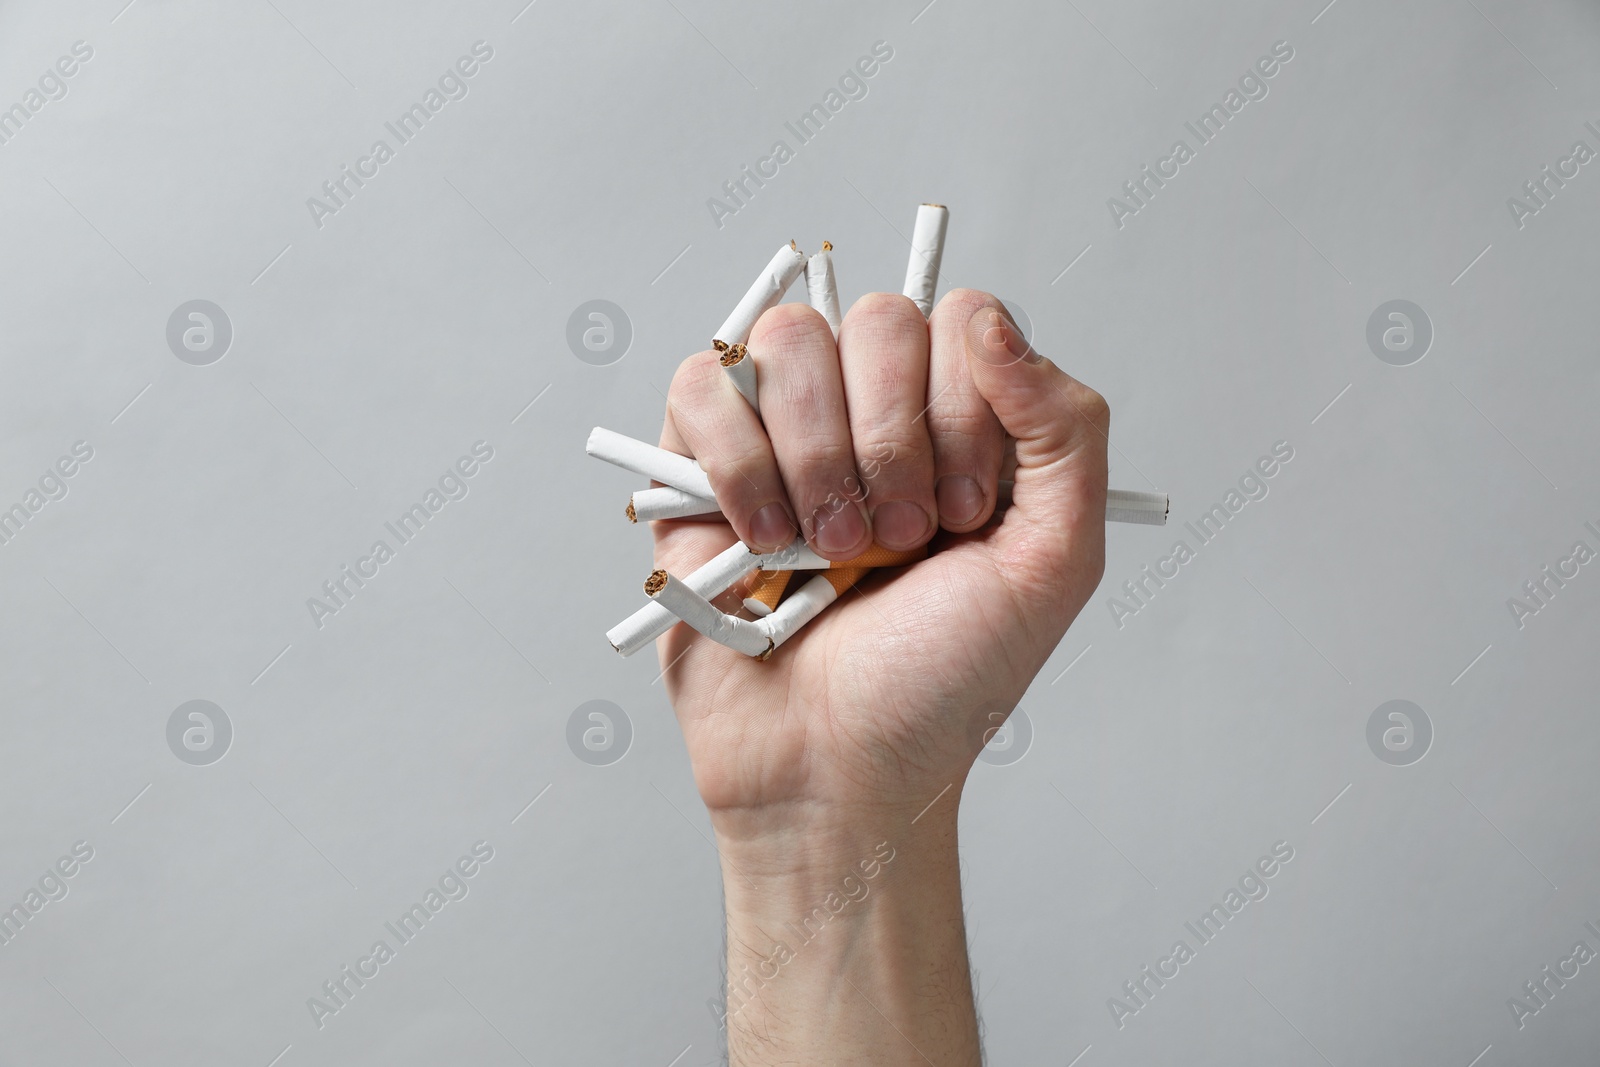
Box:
[750,503,795,551]
[872,500,932,550]
[813,504,867,555]
[972,308,1040,366]
[936,475,985,526]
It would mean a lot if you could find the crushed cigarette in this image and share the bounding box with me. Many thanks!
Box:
[587,427,714,499]
[598,202,1170,661]
[1104,489,1169,526]
[713,242,807,351]
[902,203,948,318]
[720,343,760,412]
[756,574,837,655]
[806,243,842,337]
[606,537,829,656]
[620,485,1168,528]
[629,485,720,523]
[646,569,773,657]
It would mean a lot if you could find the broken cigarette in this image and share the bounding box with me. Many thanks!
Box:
[646,568,856,659]
[758,574,840,653]
[587,427,714,500]
[646,570,773,657]
[902,204,949,318]
[629,485,719,523]
[1105,489,1169,526]
[619,484,1169,527]
[807,242,842,337]
[720,343,760,413]
[607,538,830,656]
[713,241,807,351]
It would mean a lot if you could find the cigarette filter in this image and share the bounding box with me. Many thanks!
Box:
[742,568,792,616]
[902,204,949,318]
[646,570,772,657]
[607,537,829,656]
[720,343,760,412]
[806,243,842,337]
[587,427,715,500]
[820,565,870,596]
[629,485,720,523]
[713,242,807,351]
[1104,489,1169,526]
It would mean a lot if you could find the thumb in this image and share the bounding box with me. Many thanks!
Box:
[963,305,1109,579]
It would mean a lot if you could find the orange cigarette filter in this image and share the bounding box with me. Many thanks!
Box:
[754,544,925,610]
[745,568,793,611]
[822,566,871,596]
[833,544,925,569]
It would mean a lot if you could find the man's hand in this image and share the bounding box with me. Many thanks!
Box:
[653,288,1109,1064]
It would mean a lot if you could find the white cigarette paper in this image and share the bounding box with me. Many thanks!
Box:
[623,483,1168,527]
[646,571,773,657]
[646,569,838,659]
[806,242,842,337]
[760,574,837,652]
[902,203,949,318]
[586,427,714,499]
[629,486,719,523]
[713,242,807,350]
[720,344,760,412]
[606,538,829,656]
[1104,489,1169,526]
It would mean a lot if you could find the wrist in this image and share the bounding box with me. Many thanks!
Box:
[711,786,980,1065]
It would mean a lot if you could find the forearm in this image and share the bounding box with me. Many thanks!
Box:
[713,797,981,1065]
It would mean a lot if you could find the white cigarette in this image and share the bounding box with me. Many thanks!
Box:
[646,568,836,659]
[629,485,719,523]
[806,242,842,337]
[606,538,829,656]
[720,343,760,413]
[760,574,837,652]
[902,203,949,318]
[713,241,807,351]
[621,483,1167,527]
[587,427,714,499]
[645,570,773,657]
[1104,489,1169,526]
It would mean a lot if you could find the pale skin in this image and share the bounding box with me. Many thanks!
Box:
[654,288,1110,1064]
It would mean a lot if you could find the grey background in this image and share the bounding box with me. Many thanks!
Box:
[1,0,1596,1063]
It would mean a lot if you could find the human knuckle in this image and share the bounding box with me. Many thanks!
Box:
[670,350,723,398]
[790,434,856,476]
[752,303,828,352]
[705,445,768,491]
[1072,383,1111,429]
[932,288,998,324]
[930,405,998,446]
[846,293,924,344]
